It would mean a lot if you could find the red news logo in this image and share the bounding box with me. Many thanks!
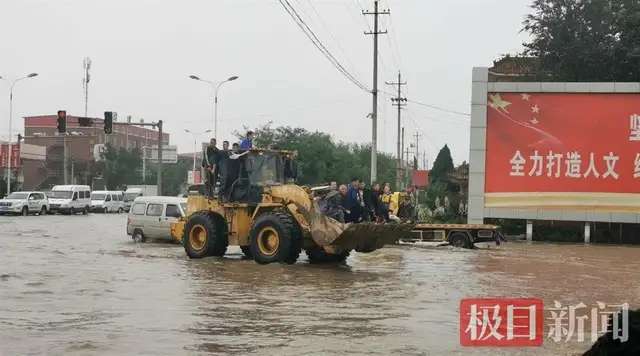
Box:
[460,298,544,347]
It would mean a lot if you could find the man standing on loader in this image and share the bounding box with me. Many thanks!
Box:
[202,138,222,197]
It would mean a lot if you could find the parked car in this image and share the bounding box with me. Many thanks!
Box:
[48,185,91,215]
[0,191,49,216]
[91,191,125,213]
[126,196,187,242]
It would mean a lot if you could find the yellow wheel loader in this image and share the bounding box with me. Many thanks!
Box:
[171,149,414,264]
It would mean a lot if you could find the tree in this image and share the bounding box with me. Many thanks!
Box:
[430,144,454,184]
[98,144,143,189]
[522,0,640,81]
[241,123,397,188]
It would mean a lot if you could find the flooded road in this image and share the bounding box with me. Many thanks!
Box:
[1,214,639,355]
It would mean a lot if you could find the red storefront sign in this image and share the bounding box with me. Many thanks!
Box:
[0,144,20,168]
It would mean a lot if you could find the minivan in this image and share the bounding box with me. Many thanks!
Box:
[91,191,125,213]
[126,196,187,242]
[48,185,91,215]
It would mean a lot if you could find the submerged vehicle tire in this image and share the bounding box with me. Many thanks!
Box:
[132,229,146,243]
[183,213,228,259]
[83,207,89,215]
[449,232,473,249]
[39,206,47,216]
[240,245,253,259]
[306,247,350,264]
[21,207,28,216]
[249,212,301,265]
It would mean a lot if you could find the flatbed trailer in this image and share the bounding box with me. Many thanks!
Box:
[402,223,504,249]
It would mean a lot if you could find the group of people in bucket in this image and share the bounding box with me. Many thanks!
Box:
[318,179,417,224]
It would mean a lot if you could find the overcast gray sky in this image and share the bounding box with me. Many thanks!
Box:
[0,0,531,167]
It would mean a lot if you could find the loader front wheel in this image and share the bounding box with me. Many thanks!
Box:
[184,213,228,258]
[306,247,350,264]
[249,212,300,265]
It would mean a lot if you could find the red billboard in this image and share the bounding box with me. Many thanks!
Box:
[485,93,640,211]
[0,144,20,168]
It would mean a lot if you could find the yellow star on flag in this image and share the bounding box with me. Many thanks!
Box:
[489,94,511,113]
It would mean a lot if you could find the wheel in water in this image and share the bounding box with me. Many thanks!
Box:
[249,212,301,265]
[240,246,253,259]
[21,207,28,216]
[104,207,109,214]
[132,229,146,243]
[306,247,350,264]
[183,213,228,259]
[449,232,472,249]
[40,206,47,216]
[118,208,123,214]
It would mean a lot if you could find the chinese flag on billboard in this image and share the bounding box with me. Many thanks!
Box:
[485,93,640,210]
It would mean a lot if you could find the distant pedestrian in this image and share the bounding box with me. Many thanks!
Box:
[240,131,254,150]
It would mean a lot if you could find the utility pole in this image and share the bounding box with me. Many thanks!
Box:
[63,135,68,185]
[157,120,163,196]
[385,71,406,190]
[363,0,389,184]
[82,57,91,117]
[414,132,422,170]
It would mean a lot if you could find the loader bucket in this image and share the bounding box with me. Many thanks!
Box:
[306,201,414,253]
[330,222,415,252]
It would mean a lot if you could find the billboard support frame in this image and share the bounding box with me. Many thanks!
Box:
[468,67,640,225]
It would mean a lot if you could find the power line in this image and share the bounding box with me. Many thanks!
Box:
[379,89,470,117]
[278,0,370,92]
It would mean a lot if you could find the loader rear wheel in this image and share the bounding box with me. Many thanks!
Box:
[249,212,301,265]
[184,213,228,259]
[306,247,350,264]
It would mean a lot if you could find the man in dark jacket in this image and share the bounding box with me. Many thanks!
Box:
[344,178,362,223]
[202,138,221,197]
[370,183,383,222]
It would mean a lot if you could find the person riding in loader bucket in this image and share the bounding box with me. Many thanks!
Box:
[170,149,414,264]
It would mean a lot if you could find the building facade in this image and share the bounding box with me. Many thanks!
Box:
[20,114,170,190]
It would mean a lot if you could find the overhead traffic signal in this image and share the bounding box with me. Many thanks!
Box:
[57,110,67,133]
[104,111,114,134]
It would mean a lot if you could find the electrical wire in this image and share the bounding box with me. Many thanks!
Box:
[278,0,370,93]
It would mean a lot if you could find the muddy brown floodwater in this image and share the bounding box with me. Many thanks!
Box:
[1,214,640,355]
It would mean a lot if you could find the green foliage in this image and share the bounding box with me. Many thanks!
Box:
[430,144,454,184]
[99,144,143,190]
[245,123,397,187]
[522,0,640,81]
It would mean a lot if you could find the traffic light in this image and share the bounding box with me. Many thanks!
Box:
[104,111,113,134]
[57,110,66,133]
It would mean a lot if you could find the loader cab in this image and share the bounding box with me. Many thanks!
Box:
[223,149,297,203]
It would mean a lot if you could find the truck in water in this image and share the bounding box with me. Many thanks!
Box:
[123,185,158,212]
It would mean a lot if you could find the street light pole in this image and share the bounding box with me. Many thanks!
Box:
[6,73,38,195]
[189,75,238,140]
[184,129,211,184]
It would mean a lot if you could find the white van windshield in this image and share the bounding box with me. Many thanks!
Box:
[50,191,73,199]
[7,193,28,200]
[124,193,140,202]
[91,193,106,200]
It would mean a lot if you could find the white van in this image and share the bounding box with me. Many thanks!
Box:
[126,196,187,241]
[91,191,125,213]
[48,185,91,215]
